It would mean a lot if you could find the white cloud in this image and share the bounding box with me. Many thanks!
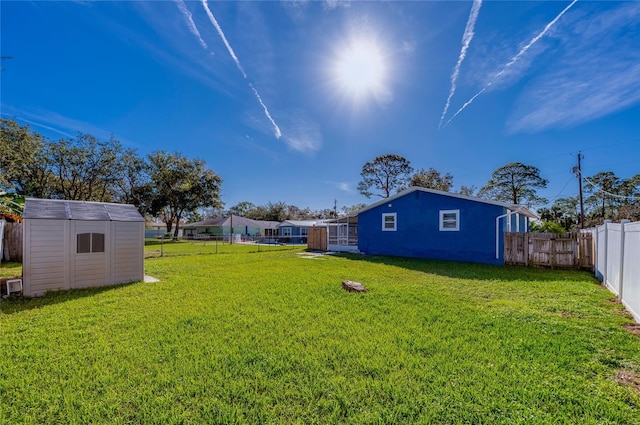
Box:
[201,0,247,78]
[323,0,350,11]
[401,41,415,55]
[444,0,578,128]
[280,111,323,154]
[0,105,139,147]
[175,0,208,50]
[201,0,283,140]
[323,181,353,193]
[338,182,352,192]
[508,2,640,133]
[249,83,282,139]
[439,0,482,129]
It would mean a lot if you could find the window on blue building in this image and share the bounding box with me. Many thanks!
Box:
[382,213,397,231]
[439,210,459,231]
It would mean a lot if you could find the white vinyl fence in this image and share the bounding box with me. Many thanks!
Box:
[592,221,640,322]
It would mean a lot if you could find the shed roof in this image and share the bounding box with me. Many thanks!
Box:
[23,198,145,222]
[357,187,539,219]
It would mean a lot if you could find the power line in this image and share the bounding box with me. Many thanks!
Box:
[578,170,640,201]
[547,176,575,203]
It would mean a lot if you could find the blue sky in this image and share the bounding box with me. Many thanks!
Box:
[1,1,639,212]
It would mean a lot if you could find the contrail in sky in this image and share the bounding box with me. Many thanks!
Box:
[175,0,208,50]
[438,0,482,130]
[201,0,247,79]
[443,0,578,128]
[250,83,282,139]
[201,0,282,139]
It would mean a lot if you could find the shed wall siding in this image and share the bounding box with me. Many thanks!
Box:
[24,219,69,296]
[113,222,144,283]
[358,191,506,265]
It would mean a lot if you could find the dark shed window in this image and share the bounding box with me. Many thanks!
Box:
[92,233,105,253]
[77,233,105,253]
[77,233,91,253]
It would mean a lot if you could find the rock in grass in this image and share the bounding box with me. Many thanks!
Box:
[342,280,366,292]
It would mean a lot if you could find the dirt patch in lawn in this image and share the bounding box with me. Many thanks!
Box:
[617,370,640,395]
[623,323,640,337]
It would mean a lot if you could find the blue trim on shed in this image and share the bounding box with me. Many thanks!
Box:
[357,190,522,265]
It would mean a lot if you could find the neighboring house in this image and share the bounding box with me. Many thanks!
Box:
[145,221,184,239]
[22,198,145,297]
[357,187,537,265]
[278,220,330,244]
[182,216,279,241]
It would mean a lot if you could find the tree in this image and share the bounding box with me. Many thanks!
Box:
[529,220,566,234]
[229,201,256,217]
[147,151,223,240]
[357,154,413,198]
[342,203,367,215]
[49,133,123,201]
[0,118,55,198]
[478,162,548,207]
[584,171,621,220]
[263,201,292,222]
[458,185,477,197]
[111,147,152,215]
[537,197,579,232]
[619,174,640,221]
[410,168,453,192]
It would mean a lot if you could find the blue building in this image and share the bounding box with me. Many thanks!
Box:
[357,187,537,265]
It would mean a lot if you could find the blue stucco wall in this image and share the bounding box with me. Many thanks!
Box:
[358,191,509,264]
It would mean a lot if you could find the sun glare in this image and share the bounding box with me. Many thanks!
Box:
[332,38,389,103]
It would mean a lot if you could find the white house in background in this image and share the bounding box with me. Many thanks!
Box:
[22,198,145,297]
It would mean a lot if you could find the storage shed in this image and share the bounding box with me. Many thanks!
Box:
[22,198,145,297]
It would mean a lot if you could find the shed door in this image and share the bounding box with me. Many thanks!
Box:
[72,221,109,289]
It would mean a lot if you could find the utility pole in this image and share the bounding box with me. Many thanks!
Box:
[333,199,338,218]
[573,152,585,229]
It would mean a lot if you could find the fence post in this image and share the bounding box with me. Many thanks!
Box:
[619,220,629,300]
[602,221,610,287]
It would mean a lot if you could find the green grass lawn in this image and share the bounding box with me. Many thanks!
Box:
[1,242,639,424]
[0,261,22,278]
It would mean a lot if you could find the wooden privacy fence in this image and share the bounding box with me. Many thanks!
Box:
[2,221,23,262]
[307,227,327,251]
[504,232,594,269]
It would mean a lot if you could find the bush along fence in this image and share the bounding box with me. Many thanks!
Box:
[590,220,640,323]
[504,232,594,270]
